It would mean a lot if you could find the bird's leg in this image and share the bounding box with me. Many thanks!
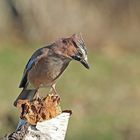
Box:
[51,84,57,95]
[34,89,41,100]
[50,84,61,101]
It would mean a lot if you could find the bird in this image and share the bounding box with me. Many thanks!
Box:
[14,33,90,106]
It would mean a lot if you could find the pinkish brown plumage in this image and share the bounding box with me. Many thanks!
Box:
[14,34,89,106]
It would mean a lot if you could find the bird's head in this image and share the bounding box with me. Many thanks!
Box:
[55,33,90,69]
[70,33,90,69]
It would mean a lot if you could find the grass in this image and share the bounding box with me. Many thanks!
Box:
[0,44,140,140]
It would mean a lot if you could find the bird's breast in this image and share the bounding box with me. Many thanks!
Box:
[28,56,69,88]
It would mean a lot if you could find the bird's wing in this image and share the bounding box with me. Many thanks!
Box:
[19,46,50,88]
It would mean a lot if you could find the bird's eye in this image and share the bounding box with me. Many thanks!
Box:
[62,39,67,44]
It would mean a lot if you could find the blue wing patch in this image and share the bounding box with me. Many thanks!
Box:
[19,58,36,88]
[26,59,36,71]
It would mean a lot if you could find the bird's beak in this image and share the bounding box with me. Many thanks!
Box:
[80,59,90,69]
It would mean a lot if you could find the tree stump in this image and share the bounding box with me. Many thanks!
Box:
[2,94,72,140]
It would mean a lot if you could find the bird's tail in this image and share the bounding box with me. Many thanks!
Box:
[13,89,37,107]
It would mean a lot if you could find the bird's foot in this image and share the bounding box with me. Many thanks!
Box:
[48,92,61,103]
[34,91,41,100]
[53,94,61,103]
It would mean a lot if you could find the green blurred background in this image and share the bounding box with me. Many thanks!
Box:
[0,0,140,139]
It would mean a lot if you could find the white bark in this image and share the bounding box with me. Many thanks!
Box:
[22,112,70,140]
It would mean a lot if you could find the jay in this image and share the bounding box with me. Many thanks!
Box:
[14,34,89,106]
